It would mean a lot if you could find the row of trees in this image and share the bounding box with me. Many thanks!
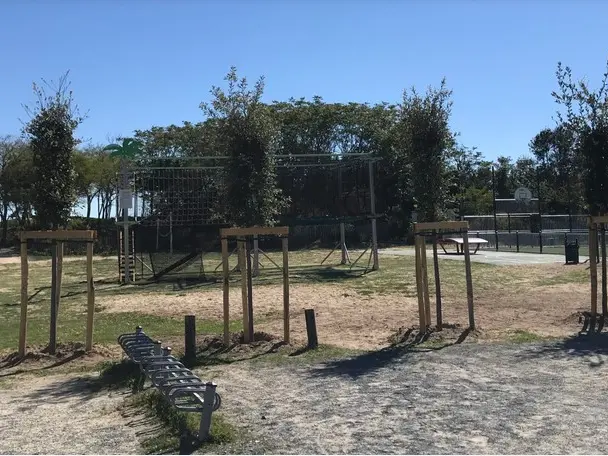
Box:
[1,63,605,246]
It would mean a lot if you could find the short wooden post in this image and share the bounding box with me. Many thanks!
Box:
[85,241,95,351]
[221,237,230,345]
[340,222,348,265]
[252,235,260,277]
[282,236,290,344]
[18,238,28,357]
[49,241,58,355]
[184,315,196,365]
[462,231,476,330]
[245,239,254,341]
[238,238,250,343]
[432,232,443,330]
[590,220,599,329]
[304,309,318,349]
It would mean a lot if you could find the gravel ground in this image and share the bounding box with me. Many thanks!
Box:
[205,336,608,454]
[1,337,607,454]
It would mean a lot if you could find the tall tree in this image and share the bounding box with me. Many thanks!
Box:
[397,79,455,221]
[201,67,285,226]
[551,60,608,215]
[23,72,85,228]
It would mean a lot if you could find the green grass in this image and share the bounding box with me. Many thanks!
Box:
[505,329,552,344]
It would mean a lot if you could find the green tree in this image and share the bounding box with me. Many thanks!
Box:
[397,79,455,222]
[551,60,608,215]
[201,67,285,226]
[23,72,84,229]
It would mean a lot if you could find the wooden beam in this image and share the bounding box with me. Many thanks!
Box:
[420,237,431,327]
[20,230,97,241]
[85,241,95,351]
[18,241,28,357]
[413,221,468,233]
[220,226,289,237]
[221,237,230,346]
[55,242,64,314]
[462,231,476,330]
[49,243,58,355]
[282,236,290,344]
[589,215,608,226]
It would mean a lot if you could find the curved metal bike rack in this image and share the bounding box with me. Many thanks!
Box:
[117,326,221,441]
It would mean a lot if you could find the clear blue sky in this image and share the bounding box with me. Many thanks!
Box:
[1,0,607,163]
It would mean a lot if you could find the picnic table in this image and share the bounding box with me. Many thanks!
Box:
[437,237,489,255]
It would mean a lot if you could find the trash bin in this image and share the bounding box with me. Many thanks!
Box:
[565,239,579,265]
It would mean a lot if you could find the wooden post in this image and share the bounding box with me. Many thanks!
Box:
[55,242,63,311]
[601,225,607,317]
[221,237,230,346]
[246,239,254,342]
[340,222,348,265]
[18,239,28,357]
[85,241,95,351]
[184,315,196,365]
[252,235,260,277]
[462,231,476,330]
[420,236,431,327]
[237,238,250,343]
[432,232,443,330]
[49,241,58,355]
[590,221,599,329]
[304,309,318,349]
[415,235,427,329]
[282,236,290,344]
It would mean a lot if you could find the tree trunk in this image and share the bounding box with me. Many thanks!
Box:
[0,203,8,246]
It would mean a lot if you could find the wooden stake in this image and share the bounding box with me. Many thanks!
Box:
[601,225,607,317]
[246,239,254,341]
[238,239,250,343]
[18,240,28,357]
[85,241,95,351]
[415,236,427,329]
[590,223,599,327]
[55,241,63,311]
[282,236,290,344]
[49,242,58,355]
[420,236,431,327]
[432,232,443,330]
[462,231,475,330]
[221,237,230,345]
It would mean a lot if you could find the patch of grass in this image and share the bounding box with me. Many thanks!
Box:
[128,389,236,454]
[506,330,550,344]
[535,267,589,286]
[0,311,239,351]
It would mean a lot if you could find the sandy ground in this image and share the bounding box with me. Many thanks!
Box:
[2,338,608,454]
[96,263,590,350]
[203,338,608,454]
[0,373,143,454]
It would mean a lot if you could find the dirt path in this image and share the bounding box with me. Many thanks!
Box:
[1,339,607,454]
[0,374,142,455]
[203,339,608,454]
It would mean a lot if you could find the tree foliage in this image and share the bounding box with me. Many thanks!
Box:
[201,67,285,226]
[23,72,85,228]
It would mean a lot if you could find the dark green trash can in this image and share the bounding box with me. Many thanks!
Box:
[565,239,579,265]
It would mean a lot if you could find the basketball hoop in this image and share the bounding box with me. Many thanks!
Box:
[514,187,532,203]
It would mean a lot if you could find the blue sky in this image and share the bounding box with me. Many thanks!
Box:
[1,0,607,163]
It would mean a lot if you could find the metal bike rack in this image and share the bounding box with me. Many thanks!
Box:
[117,326,221,441]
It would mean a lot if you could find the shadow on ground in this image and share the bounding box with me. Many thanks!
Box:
[308,326,474,379]
[517,331,608,366]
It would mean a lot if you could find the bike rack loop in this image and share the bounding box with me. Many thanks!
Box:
[117,326,221,441]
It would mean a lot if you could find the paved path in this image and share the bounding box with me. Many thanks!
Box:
[379,247,589,266]
[208,338,608,454]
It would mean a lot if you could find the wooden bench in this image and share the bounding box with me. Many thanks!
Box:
[437,237,489,255]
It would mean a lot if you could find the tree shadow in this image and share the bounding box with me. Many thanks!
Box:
[308,327,473,379]
[516,331,608,365]
[19,375,114,405]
